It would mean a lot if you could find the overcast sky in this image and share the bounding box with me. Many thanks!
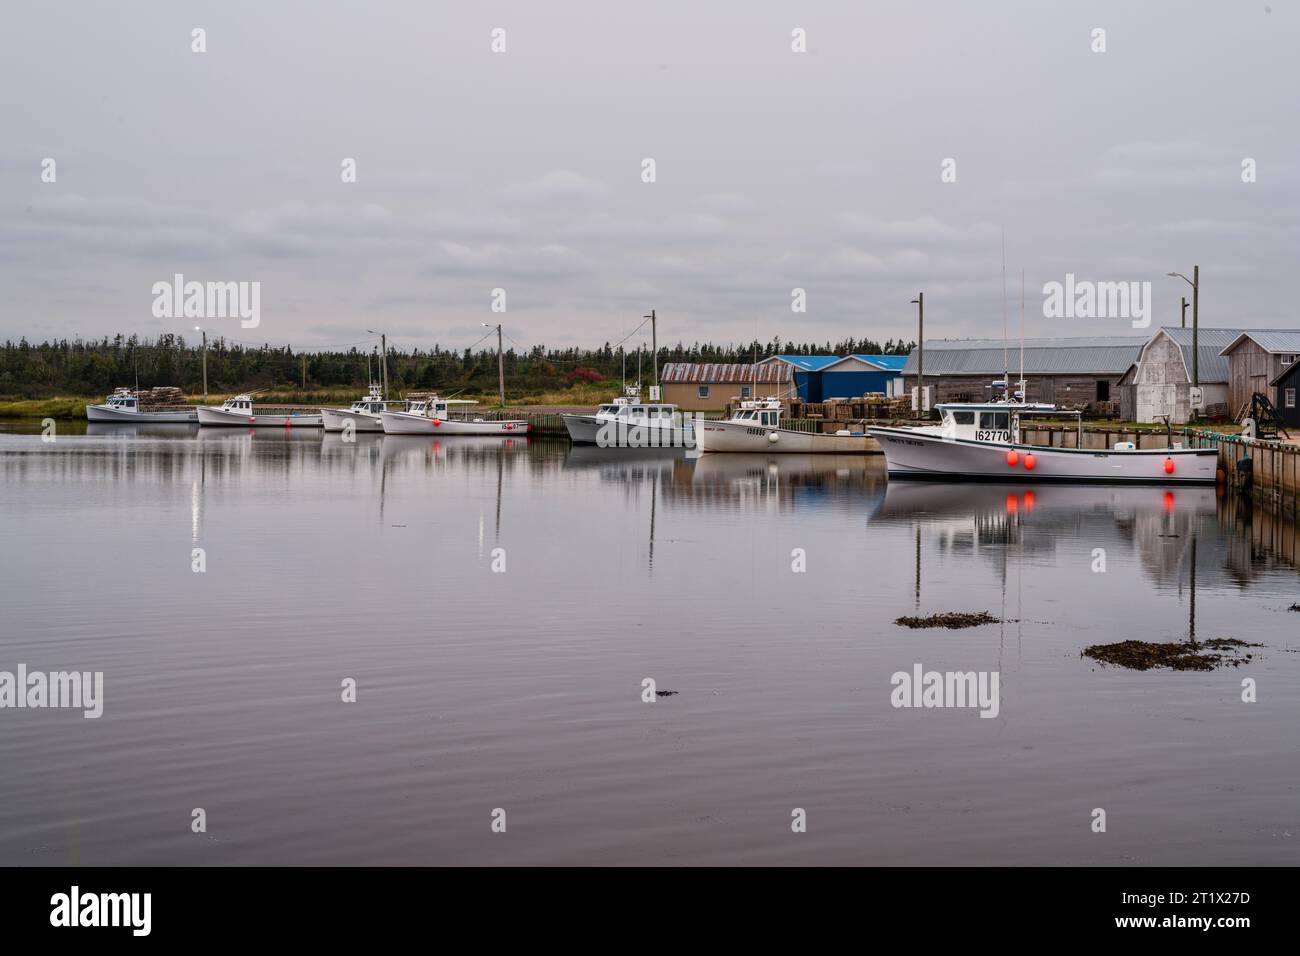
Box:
[1,1,1296,354]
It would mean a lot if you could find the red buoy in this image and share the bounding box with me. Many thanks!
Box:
[433,419,442,428]
[1164,457,1175,474]
[1006,450,1019,466]
[1024,453,1037,471]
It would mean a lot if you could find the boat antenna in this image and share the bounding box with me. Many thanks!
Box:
[1001,229,1009,400]
[1019,268,1026,402]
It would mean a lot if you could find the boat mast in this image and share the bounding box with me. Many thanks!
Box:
[1019,269,1026,402]
[1001,230,1009,400]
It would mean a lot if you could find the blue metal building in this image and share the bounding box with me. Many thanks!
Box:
[760,354,908,401]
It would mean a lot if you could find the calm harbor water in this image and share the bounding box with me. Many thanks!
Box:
[1,422,1298,866]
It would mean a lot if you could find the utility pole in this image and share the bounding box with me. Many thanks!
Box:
[496,325,505,406]
[910,293,924,418]
[1167,265,1201,400]
[483,323,505,406]
[1192,265,1199,388]
[1180,296,1188,329]
[644,309,658,395]
[195,326,208,400]
[302,354,306,389]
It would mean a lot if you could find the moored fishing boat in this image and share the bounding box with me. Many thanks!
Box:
[561,386,693,447]
[868,400,1216,484]
[86,388,198,423]
[321,384,408,432]
[196,394,324,427]
[379,397,529,435]
[695,398,873,453]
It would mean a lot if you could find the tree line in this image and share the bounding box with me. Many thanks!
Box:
[0,333,914,398]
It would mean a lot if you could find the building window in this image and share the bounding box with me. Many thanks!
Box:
[1287,388,1297,408]
[697,385,710,399]
[740,385,752,398]
[1281,355,1297,367]
[1095,380,1110,401]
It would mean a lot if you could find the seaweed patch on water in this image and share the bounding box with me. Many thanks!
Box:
[654,690,678,697]
[1082,638,1260,671]
[895,611,1001,630]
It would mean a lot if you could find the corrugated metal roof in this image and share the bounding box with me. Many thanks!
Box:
[661,362,792,384]
[901,336,1144,376]
[1217,329,1300,356]
[1156,327,1251,384]
[761,354,841,372]
[851,354,908,372]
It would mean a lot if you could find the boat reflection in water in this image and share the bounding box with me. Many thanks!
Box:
[871,480,1220,590]
[564,446,888,513]
[85,422,200,439]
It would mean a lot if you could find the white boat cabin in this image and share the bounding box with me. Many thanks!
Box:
[221,394,256,413]
[931,401,1071,444]
[727,398,783,428]
[407,397,477,420]
[594,401,681,425]
[103,388,140,412]
[350,384,399,415]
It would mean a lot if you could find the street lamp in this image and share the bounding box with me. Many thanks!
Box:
[482,323,505,407]
[1166,266,1200,393]
[366,329,388,398]
[194,326,207,400]
[910,293,924,418]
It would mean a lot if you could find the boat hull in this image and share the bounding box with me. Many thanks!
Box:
[561,414,693,447]
[321,407,384,432]
[197,406,323,427]
[868,427,1218,484]
[696,418,874,453]
[86,404,198,423]
[380,411,530,435]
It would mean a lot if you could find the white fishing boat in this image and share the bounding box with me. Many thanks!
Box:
[695,398,873,453]
[321,384,408,432]
[868,400,1217,484]
[196,394,324,427]
[561,386,694,447]
[379,397,529,435]
[85,388,198,423]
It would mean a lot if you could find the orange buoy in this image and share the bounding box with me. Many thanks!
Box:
[1006,450,1019,466]
[1024,453,1036,471]
[1163,457,1175,474]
